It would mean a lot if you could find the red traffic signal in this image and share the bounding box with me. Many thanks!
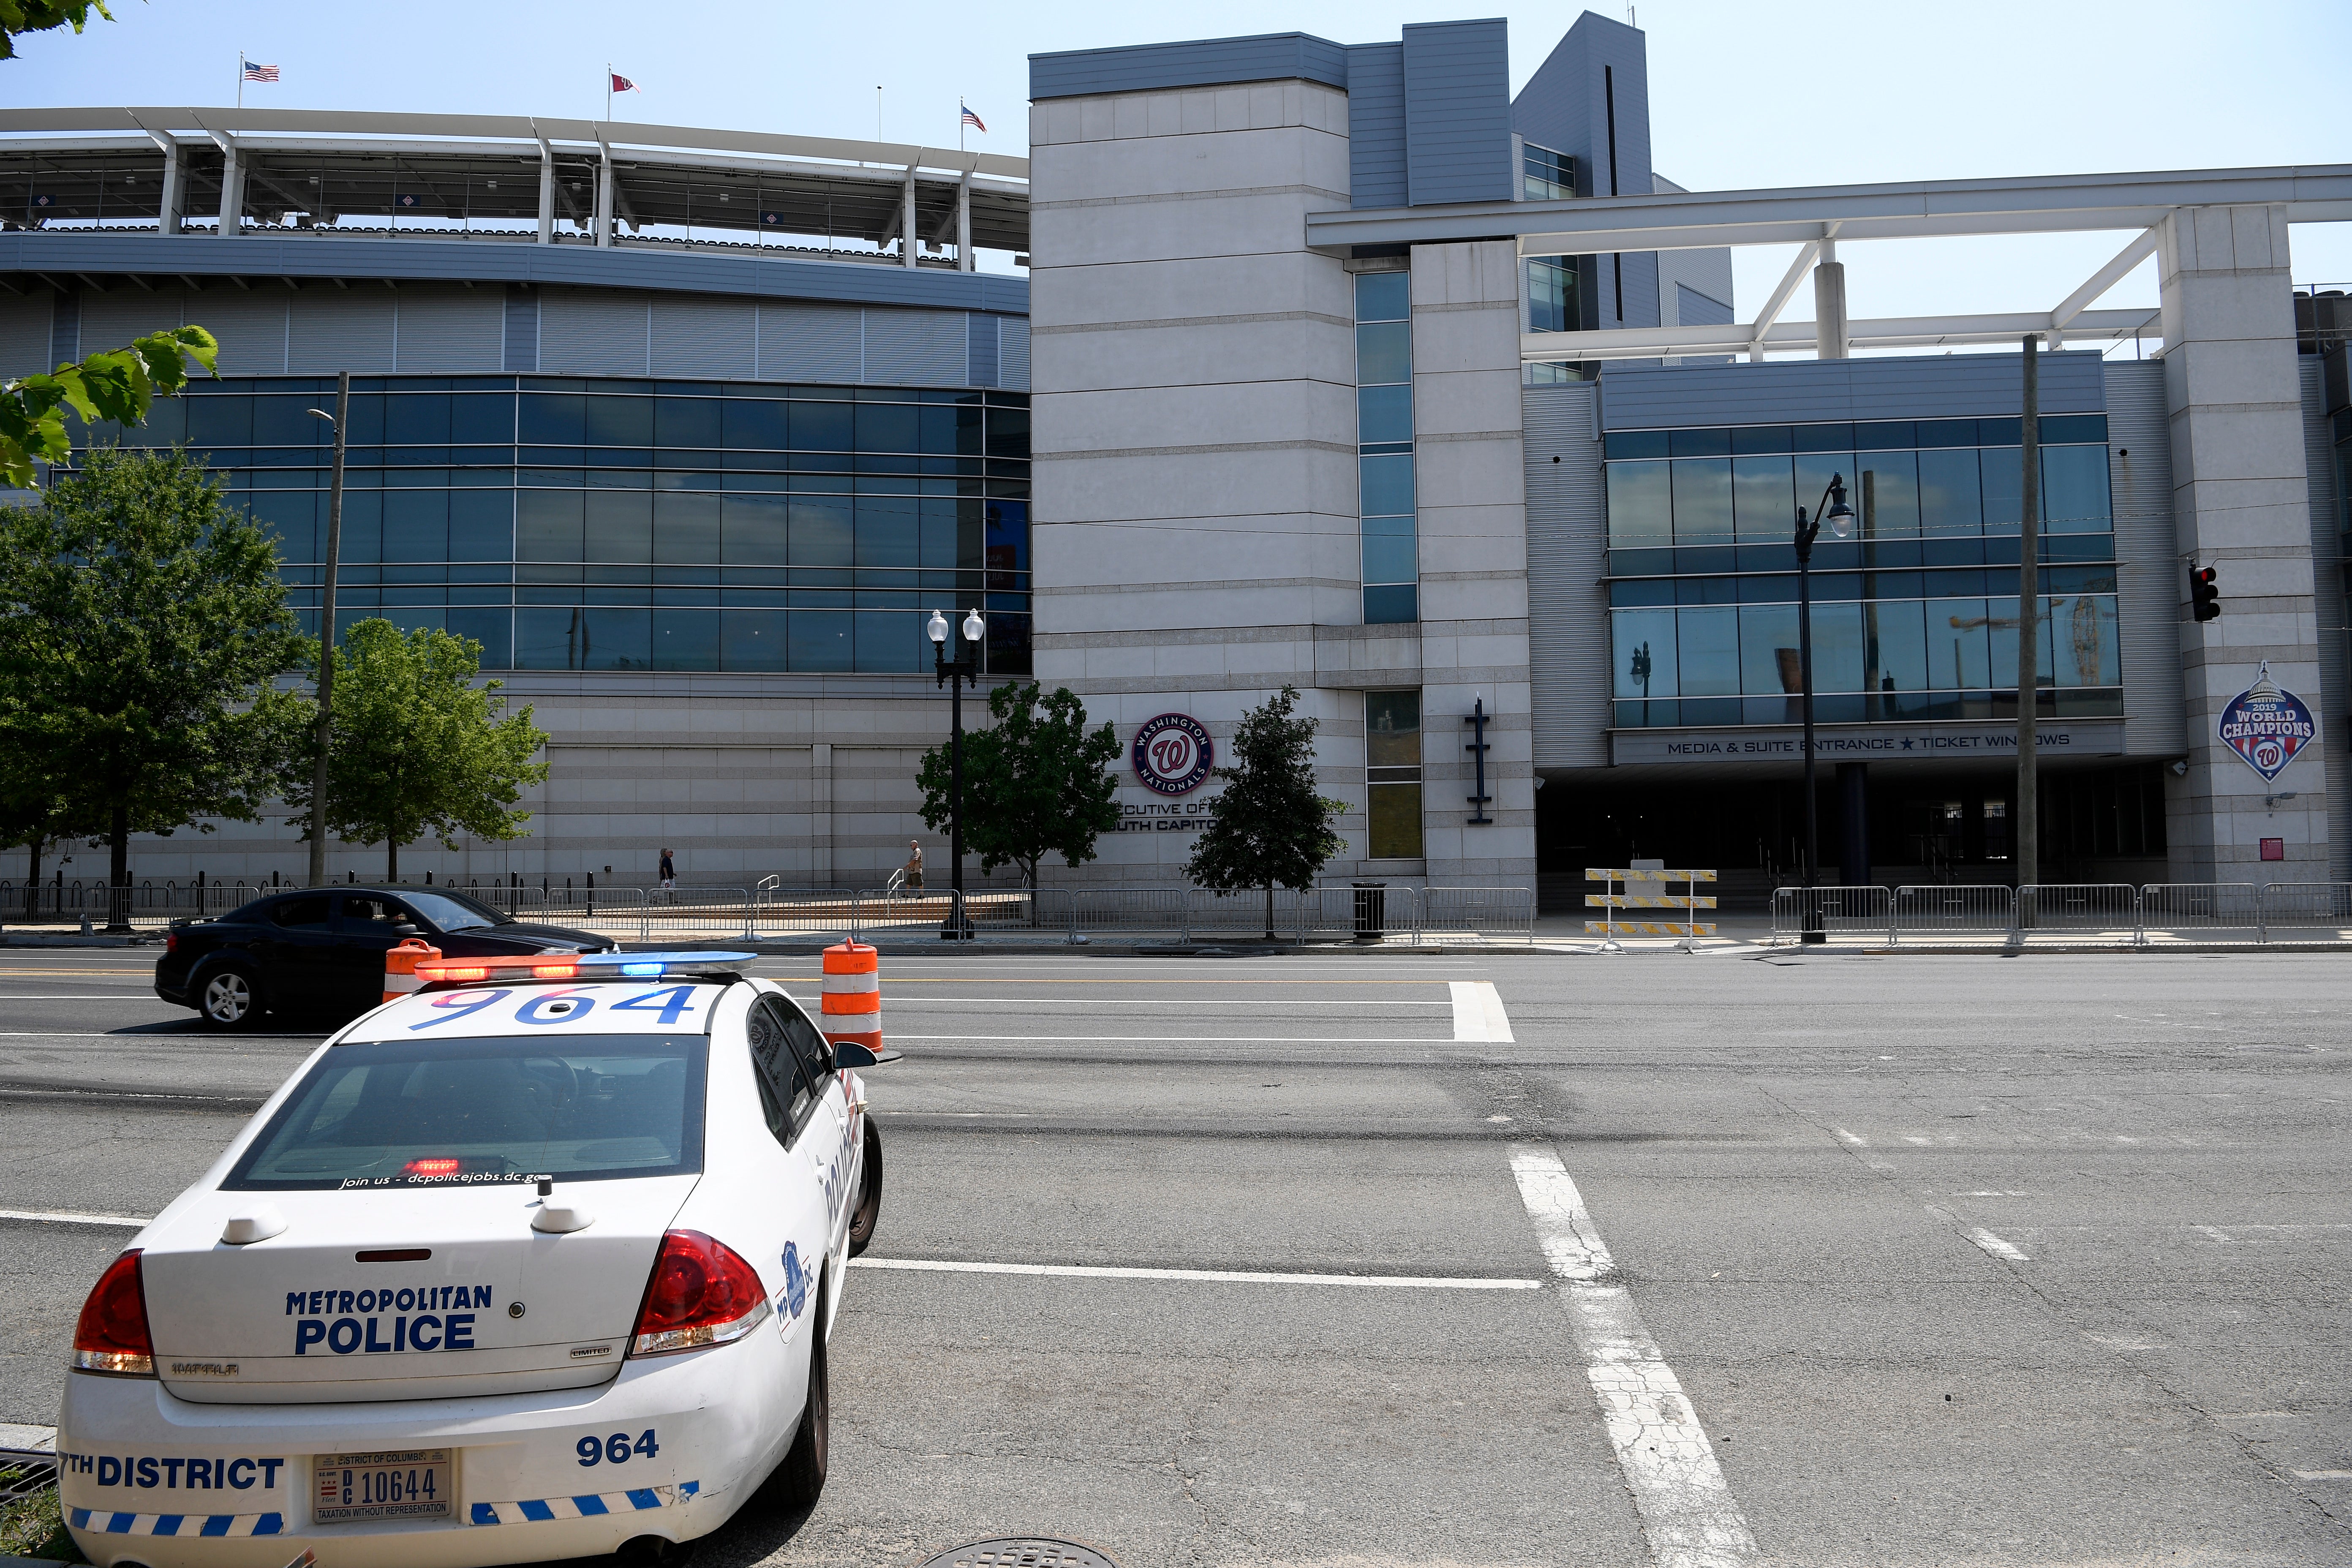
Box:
[2190,565,2221,622]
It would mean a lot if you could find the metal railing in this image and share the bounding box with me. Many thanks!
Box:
[2255,882,2352,943]
[2140,883,2262,945]
[2013,883,2140,942]
[1769,885,1894,940]
[1423,886,1535,945]
[1889,883,2014,943]
[1769,880,2352,947]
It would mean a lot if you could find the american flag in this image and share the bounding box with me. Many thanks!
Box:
[961,102,987,134]
[242,60,279,82]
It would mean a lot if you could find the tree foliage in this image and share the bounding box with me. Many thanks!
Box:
[0,444,311,920]
[0,0,114,60]
[1183,685,1348,936]
[916,681,1122,889]
[284,618,550,879]
[1,326,218,489]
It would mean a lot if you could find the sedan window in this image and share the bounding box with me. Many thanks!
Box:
[270,896,333,929]
[399,890,509,933]
[339,896,411,932]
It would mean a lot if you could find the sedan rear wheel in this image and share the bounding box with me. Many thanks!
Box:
[773,1271,829,1512]
[196,966,261,1028]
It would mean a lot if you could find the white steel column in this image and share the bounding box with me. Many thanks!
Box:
[535,132,555,245]
[957,171,972,271]
[2157,202,2327,877]
[901,164,918,267]
[1812,238,1846,358]
[215,141,244,238]
[153,136,181,236]
[594,147,614,248]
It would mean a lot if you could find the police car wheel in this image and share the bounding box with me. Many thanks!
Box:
[196,965,261,1027]
[846,1122,882,1258]
[773,1270,830,1511]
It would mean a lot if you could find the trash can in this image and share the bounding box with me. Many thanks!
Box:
[1353,881,1387,942]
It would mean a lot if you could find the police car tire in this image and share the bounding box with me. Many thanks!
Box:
[847,1122,882,1258]
[773,1269,830,1512]
[196,963,263,1027]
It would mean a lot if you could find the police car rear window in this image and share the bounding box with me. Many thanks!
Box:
[223,1035,705,1191]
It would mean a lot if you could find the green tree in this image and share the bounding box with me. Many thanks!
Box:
[0,444,311,928]
[917,682,1122,909]
[1183,685,1348,940]
[0,0,115,60]
[285,618,550,879]
[1,326,217,489]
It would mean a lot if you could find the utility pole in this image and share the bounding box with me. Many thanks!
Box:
[2016,337,2041,911]
[307,370,348,889]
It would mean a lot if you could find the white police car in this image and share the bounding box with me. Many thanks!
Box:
[57,951,882,1568]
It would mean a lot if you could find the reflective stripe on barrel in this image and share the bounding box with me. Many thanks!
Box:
[819,940,882,1051]
[382,937,444,1003]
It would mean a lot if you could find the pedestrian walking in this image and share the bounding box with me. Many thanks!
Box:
[903,839,924,893]
[659,847,676,902]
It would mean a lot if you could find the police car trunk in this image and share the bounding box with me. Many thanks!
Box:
[139,977,719,1405]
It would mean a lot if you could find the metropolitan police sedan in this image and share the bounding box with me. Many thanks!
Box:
[60,950,884,1567]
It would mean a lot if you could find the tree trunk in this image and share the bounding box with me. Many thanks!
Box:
[1263,881,1274,942]
[106,802,131,932]
[387,839,399,882]
[22,834,41,921]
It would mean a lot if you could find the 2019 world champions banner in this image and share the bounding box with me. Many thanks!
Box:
[2216,661,2318,783]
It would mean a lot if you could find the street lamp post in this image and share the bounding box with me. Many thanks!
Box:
[305,370,349,891]
[928,607,986,941]
[1794,473,1856,944]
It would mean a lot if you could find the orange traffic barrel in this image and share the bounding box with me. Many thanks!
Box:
[383,937,444,1003]
[819,940,883,1062]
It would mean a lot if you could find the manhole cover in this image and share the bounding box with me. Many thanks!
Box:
[917,1540,1122,1568]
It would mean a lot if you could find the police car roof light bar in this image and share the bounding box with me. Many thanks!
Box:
[411,950,759,990]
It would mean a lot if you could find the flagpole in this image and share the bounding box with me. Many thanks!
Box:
[604,64,611,124]
[237,54,244,110]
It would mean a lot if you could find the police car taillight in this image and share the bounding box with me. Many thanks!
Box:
[628,1229,771,1357]
[72,1249,155,1376]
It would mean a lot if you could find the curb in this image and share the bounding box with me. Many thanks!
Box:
[0,933,158,948]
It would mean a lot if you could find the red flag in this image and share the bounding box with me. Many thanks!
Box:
[610,72,637,93]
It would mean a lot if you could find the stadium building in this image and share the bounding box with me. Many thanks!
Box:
[3,12,2349,904]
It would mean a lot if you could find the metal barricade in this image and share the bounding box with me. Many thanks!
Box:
[1068,887,1193,942]
[2139,883,2261,945]
[1889,884,2014,944]
[2013,883,2139,943]
[1424,886,1534,945]
[1769,885,1891,943]
[2258,882,2352,943]
[751,887,863,942]
[1189,887,1289,940]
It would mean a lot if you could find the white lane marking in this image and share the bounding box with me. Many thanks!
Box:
[2294,1470,2352,1480]
[1965,1228,2031,1263]
[803,997,1455,1008]
[885,1034,1448,1044]
[0,1206,150,1227]
[852,1257,1541,1290]
[1508,1145,1756,1567]
[1450,981,1514,1043]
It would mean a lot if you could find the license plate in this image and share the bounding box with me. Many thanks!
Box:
[311,1449,452,1524]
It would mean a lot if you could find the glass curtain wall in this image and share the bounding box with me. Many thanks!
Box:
[83,376,1032,676]
[1355,270,1418,625]
[1604,415,2120,727]
[1365,690,1424,859]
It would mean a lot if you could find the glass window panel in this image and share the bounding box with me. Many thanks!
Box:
[953,404,985,456]
[385,395,451,445]
[984,406,1029,460]
[1527,258,1573,333]
[514,605,585,668]
[338,491,382,564]
[722,494,790,566]
[856,495,919,568]
[569,607,648,670]
[785,610,851,672]
[790,401,852,451]
[1358,383,1414,446]
[250,491,318,562]
[1927,598,1990,689]
[1362,523,1417,586]
[1677,605,1740,696]
[1810,602,1864,693]
[446,608,510,669]
[1356,321,1411,386]
[1791,423,1854,453]
[251,397,325,447]
[656,398,721,450]
[1668,428,1731,458]
[1607,461,1673,546]
[1858,452,1919,538]
[919,498,958,568]
[720,608,787,671]
[654,491,721,564]
[1731,425,1794,455]
[1731,455,1793,544]
[519,393,585,444]
[1360,454,1416,519]
[789,496,852,566]
[185,395,253,448]
[1367,783,1423,858]
[449,393,512,444]
[1981,445,2022,532]
[1362,584,1418,624]
[1793,452,1854,527]
[1670,458,1732,545]
[1365,690,1421,768]
[651,609,719,671]
[985,500,1028,581]
[450,489,514,562]
[382,488,449,563]
[916,405,961,455]
[722,398,787,450]
[1917,448,1982,536]
[856,402,920,455]
[1985,596,2022,687]
[2042,445,2111,534]
[1739,603,1801,696]
[1613,608,1678,699]
[852,607,924,673]
[1870,599,1928,693]
[584,488,652,563]
[584,395,653,446]
[2056,593,2122,686]
[1354,270,1409,324]
[1604,430,1670,460]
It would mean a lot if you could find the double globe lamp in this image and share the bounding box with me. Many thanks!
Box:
[927,608,987,940]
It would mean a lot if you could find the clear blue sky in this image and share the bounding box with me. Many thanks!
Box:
[10,0,2349,333]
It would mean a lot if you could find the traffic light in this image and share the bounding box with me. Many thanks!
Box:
[2190,565,2221,622]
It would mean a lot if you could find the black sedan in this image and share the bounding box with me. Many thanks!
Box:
[156,885,614,1026]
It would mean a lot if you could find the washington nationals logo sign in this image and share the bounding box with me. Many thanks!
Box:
[1132,713,1214,796]
[2217,661,2317,783]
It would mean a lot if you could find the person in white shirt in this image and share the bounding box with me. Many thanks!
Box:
[903,840,924,892]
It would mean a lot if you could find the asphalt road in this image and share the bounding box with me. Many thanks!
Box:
[0,945,2346,1568]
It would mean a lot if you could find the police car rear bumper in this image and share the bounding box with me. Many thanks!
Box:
[56,1326,798,1568]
